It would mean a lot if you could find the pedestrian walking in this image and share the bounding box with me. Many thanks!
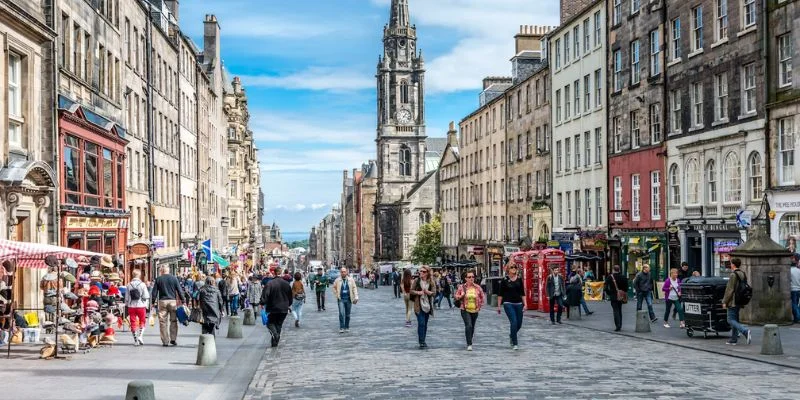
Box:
[673,262,693,319]
[291,272,306,328]
[545,266,566,325]
[247,276,263,315]
[411,265,437,349]
[260,270,293,347]
[633,264,658,323]
[436,273,453,309]
[454,269,484,351]
[227,271,242,316]
[604,265,629,331]
[791,255,800,323]
[565,267,587,318]
[722,258,752,346]
[497,262,524,350]
[124,269,150,346]
[400,269,414,327]
[217,274,229,316]
[198,276,224,336]
[310,267,329,311]
[572,267,593,315]
[333,267,359,333]
[151,266,186,346]
[392,268,401,298]
[662,268,685,329]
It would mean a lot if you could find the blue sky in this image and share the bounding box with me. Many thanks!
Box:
[180,0,560,233]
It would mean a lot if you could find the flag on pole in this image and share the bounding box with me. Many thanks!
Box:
[201,239,212,261]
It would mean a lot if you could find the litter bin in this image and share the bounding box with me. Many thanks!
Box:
[680,277,731,338]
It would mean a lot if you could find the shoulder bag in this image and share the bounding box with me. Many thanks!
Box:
[611,274,628,304]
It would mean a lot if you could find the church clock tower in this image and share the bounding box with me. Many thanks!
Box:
[375,0,426,261]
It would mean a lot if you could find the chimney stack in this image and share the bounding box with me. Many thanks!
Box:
[203,15,221,68]
[447,121,458,147]
[165,0,179,22]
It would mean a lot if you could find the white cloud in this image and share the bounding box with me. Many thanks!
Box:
[249,110,374,145]
[222,16,339,39]
[240,67,374,92]
[371,0,560,93]
[273,204,309,212]
[311,203,328,210]
[259,145,375,172]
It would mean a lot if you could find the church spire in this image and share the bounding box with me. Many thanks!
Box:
[389,0,410,28]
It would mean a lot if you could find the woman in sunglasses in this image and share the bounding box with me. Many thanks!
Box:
[410,265,438,349]
[454,269,485,351]
[497,262,525,350]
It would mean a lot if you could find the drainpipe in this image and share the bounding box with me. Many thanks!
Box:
[761,0,772,237]
[47,0,60,246]
[145,3,156,279]
[661,0,670,269]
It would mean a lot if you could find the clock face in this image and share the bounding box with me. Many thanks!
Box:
[396,109,413,125]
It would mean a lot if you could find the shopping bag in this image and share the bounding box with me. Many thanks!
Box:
[148,313,155,327]
[260,309,268,326]
[176,305,190,326]
[189,307,204,324]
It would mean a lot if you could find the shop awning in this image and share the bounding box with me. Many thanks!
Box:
[566,252,603,261]
[0,239,107,269]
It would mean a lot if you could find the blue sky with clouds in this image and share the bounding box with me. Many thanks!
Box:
[179,0,560,233]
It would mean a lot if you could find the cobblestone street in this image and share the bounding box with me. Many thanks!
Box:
[244,286,800,399]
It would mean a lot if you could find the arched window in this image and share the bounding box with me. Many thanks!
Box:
[723,152,742,203]
[706,160,717,204]
[540,224,550,241]
[399,145,412,176]
[685,158,700,204]
[419,211,431,227]
[669,164,680,206]
[748,152,763,201]
[400,80,409,104]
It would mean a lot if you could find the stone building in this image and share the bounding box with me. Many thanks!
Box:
[308,227,318,260]
[504,26,553,251]
[606,0,669,278]
[355,161,378,271]
[225,75,260,266]
[766,1,799,249]
[0,0,58,309]
[549,0,609,262]
[176,32,199,252]
[437,123,460,262]
[458,78,511,276]
[374,0,430,262]
[197,14,229,251]
[341,170,356,268]
[664,0,766,277]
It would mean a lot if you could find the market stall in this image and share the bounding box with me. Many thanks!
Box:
[0,239,108,358]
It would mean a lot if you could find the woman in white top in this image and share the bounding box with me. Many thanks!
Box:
[661,268,685,328]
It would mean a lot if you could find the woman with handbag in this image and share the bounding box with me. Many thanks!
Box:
[410,265,437,349]
[497,262,525,350]
[291,272,305,328]
[454,269,485,351]
[604,264,629,331]
[662,268,685,329]
[198,277,224,335]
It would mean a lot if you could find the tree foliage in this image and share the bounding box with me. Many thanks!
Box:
[411,215,442,264]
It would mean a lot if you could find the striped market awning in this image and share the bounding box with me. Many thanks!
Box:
[0,239,107,269]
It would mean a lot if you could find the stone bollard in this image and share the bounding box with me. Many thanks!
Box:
[568,306,582,320]
[635,310,651,333]
[196,334,217,366]
[490,294,498,307]
[125,380,155,400]
[242,308,255,326]
[227,316,243,339]
[761,324,783,355]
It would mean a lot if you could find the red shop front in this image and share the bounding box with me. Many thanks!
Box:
[58,96,129,264]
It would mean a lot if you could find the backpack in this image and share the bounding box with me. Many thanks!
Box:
[129,284,142,301]
[734,270,753,307]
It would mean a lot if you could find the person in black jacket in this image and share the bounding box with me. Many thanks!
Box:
[260,275,293,347]
[604,264,629,331]
[545,266,566,325]
[497,262,526,349]
[217,276,229,316]
[152,266,186,346]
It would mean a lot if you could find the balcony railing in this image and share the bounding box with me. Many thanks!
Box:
[685,206,702,218]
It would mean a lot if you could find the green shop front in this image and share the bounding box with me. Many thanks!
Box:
[613,231,668,282]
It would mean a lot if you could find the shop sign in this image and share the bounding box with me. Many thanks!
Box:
[488,247,503,255]
[65,216,120,229]
[688,224,737,232]
[504,246,520,255]
[667,226,680,246]
[581,238,607,251]
[546,240,560,248]
[153,236,165,249]
[468,245,484,255]
[736,210,752,228]
[713,239,740,253]
[774,200,800,212]
[130,243,150,256]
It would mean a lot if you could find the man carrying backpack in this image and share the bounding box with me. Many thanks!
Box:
[125,269,150,346]
[722,258,752,346]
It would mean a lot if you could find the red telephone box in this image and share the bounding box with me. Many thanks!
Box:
[536,248,566,312]
[512,251,540,310]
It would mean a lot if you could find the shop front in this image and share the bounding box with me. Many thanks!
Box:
[769,191,800,252]
[677,223,744,277]
[126,242,152,282]
[616,232,667,281]
[62,216,127,266]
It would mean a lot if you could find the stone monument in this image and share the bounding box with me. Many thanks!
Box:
[729,218,793,325]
